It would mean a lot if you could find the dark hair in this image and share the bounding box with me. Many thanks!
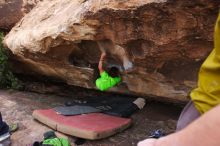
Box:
[107,67,120,77]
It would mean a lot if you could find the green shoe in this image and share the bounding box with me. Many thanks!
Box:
[9,123,18,133]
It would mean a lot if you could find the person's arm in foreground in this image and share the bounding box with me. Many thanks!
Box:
[138,104,220,146]
[98,52,106,74]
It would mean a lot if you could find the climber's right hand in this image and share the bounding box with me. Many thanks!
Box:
[100,52,106,60]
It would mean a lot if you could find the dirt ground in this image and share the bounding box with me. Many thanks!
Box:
[0,88,183,146]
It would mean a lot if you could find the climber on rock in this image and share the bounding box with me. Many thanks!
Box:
[95,52,121,91]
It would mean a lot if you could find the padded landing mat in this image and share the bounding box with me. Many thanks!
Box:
[54,105,101,116]
[33,109,132,140]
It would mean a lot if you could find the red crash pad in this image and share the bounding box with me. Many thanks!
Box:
[33,109,132,140]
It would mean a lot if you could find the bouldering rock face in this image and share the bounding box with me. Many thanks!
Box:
[4,0,220,102]
[0,0,41,30]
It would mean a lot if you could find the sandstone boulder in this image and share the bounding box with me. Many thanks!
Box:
[0,0,41,30]
[4,0,220,102]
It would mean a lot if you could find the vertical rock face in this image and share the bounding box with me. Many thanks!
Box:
[0,0,41,30]
[3,0,220,102]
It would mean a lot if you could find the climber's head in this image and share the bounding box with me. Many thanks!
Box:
[107,66,120,77]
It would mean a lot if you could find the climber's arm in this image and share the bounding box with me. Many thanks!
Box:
[98,52,106,74]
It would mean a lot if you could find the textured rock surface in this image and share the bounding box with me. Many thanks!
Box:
[4,0,220,102]
[0,0,41,30]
